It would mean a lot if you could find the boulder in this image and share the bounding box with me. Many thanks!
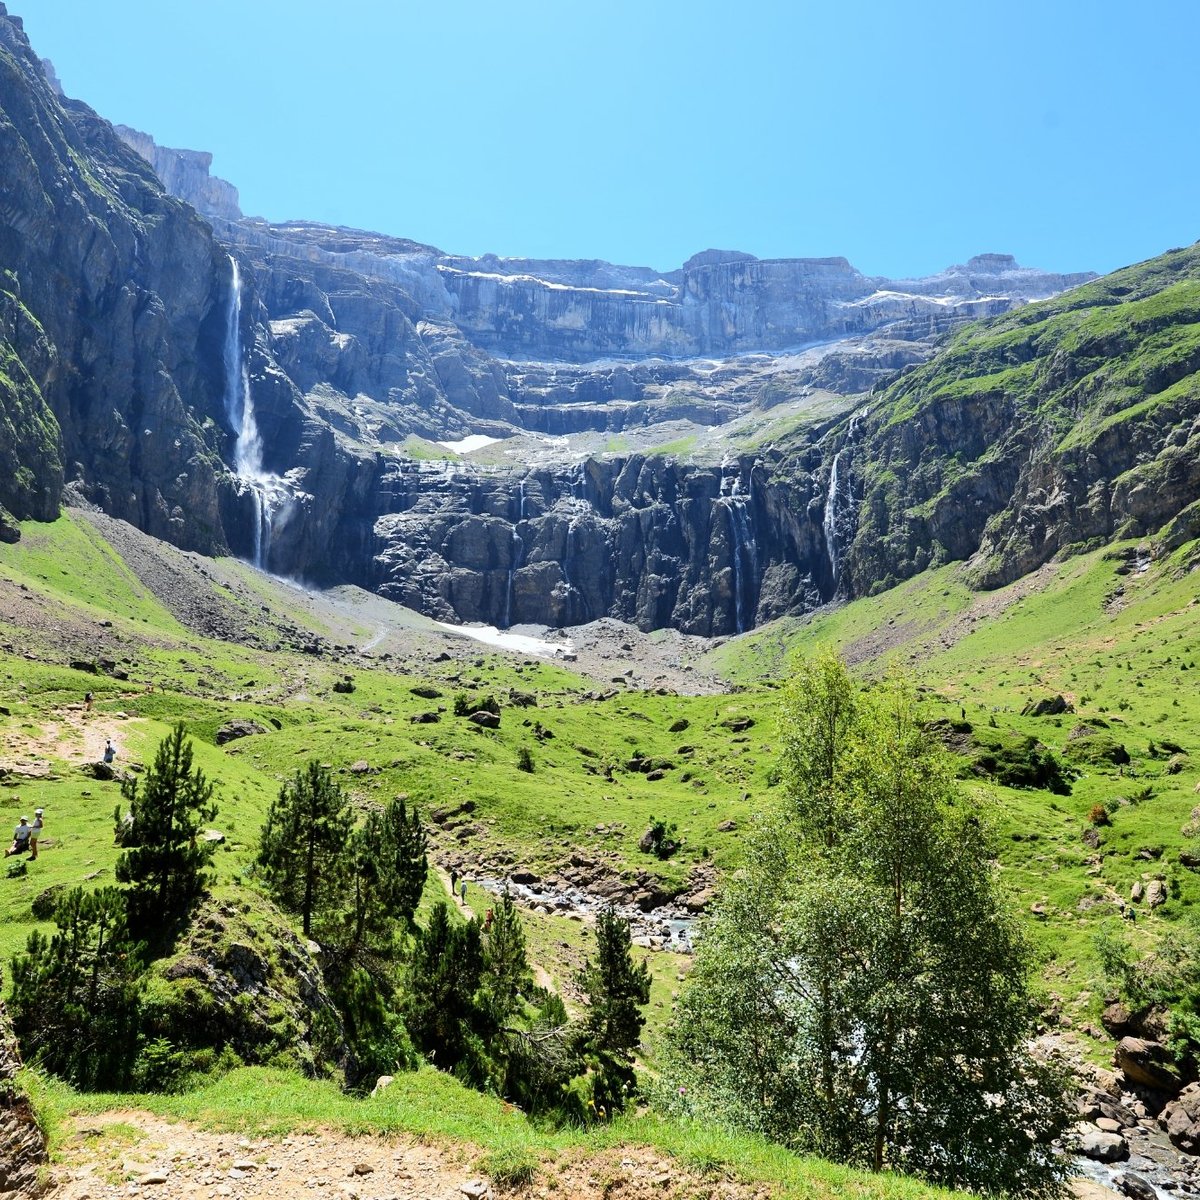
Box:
[1075,1127,1130,1163]
[1114,1038,1181,1093]
[1145,880,1167,909]
[1162,1082,1200,1154]
[410,710,440,724]
[1114,1173,1158,1200]
[716,819,738,832]
[1022,694,1074,717]
[0,989,49,1196]
[684,888,715,913]
[1130,881,1144,903]
[668,718,690,733]
[1102,1001,1133,1037]
[215,719,267,746]
[409,685,442,700]
[468,710,501,729]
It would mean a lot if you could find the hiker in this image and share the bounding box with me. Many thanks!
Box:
[84,691,94,712]
[450,868,459,896]
[5,816,31,857]
[484,907,494,931]
[29,808,43,860]
[459,878,468,906]
[103,739,116,765]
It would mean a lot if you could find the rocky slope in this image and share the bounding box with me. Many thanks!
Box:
[840,245,1200,597]
[0,976,48,1196]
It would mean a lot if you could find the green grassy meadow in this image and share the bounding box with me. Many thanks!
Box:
[4,509,1200,1191]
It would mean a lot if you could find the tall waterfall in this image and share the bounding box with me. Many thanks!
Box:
[822,408,867,592]
[224,256,286,571]
[719,472,758,634]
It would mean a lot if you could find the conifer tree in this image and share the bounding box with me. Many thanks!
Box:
[9,886,143,1089]
[258,760,349,937]
[574,907,651,1112]
[115,722,217,931]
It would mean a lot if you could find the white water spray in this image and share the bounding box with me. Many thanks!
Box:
[718,470,758,635]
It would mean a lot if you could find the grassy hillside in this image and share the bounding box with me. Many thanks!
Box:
[0,510,978,1198]
[845,243,1200,596]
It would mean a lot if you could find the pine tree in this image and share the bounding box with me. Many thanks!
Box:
[480,891,533,1026]
[407,903,485,1075]
[373,796,427,927]
[574,907,651,1112]
[257,760,349,937]
[9,886,143,1089]
[115,723,217,931]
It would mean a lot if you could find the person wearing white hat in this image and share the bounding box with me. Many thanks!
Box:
[30,808,44,860]
[5,815,31,857]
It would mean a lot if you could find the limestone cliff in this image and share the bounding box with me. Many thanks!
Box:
[12,2,1196,644]
[0,973,48,1196]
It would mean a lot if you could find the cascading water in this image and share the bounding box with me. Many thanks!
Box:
[718,470,758,635]
[505,478,527,627]
[224,256,287,571]
[823,449,845,587]
[822,408,867,592]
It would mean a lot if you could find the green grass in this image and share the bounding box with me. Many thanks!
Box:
[4,506,1200,1174]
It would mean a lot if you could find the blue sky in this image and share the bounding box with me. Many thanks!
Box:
[13,1,1200,278]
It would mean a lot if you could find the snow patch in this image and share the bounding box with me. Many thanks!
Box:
[435,622,573,659]
[436,434,504,454]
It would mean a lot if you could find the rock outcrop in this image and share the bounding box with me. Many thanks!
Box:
[0,972,49,1196]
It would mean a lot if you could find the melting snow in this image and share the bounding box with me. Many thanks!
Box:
[436,434,503,454]
[434,622,573,658]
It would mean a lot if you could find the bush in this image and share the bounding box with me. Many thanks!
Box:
[1089,804,1111,826]
[517,746,535,773]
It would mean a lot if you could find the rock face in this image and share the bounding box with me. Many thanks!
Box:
[0,973,49,1196]
[150,897,349,1080]
[368,454,826,635]
[114,125,242,222]
[9,8,1199,642]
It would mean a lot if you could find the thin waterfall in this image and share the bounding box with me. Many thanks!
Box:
[823,407,867,592]
[224,255,286,571]
[823,450,845,586]
[719,480,758,635]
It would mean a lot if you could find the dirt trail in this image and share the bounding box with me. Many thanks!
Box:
[54,1110,766,1200]
[0,700,141,773]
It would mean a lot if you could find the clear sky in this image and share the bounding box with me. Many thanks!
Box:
[12,0,1200,278]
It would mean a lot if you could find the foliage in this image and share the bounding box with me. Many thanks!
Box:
[573,907,651,1115]
[666,661,1073,1197]
[258,760,350,938]
[407,903,487,1081]
[642,816,680,860]
[9,886,143,1089]
[115,723,218,933]
[1097,917,1200,1060]
[342,797,428,950]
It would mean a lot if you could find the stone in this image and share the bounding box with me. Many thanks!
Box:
[668,718,690,733]
[1146,880,1167,909]
[1076,1128,1130,1163]
[1131,882,1145,902]
[468,711,501,729]
[684,888,715,913]
[1162,1082,1200,1154]
[348,760,372,774]
[1114,1038,1181,1093]
[1102,1002,1133,1037]
[1114,1174,1158,1200]
[215,719,267,745]
[1022,694,1074,717]
[716,819,738,832]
